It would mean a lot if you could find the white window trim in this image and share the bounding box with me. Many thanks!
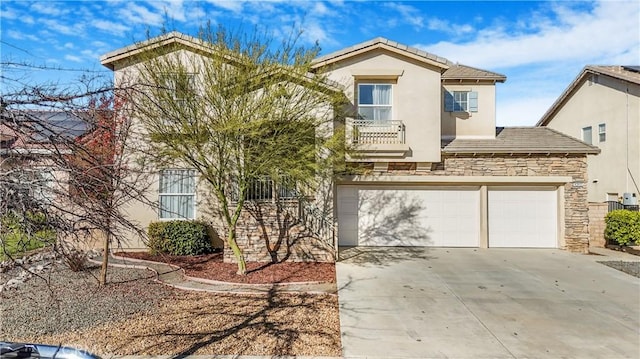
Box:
[445,89,478,113]
[582,126,593,145]
[598,123,606,143]
[453,91,469,112]
[357,83,393,122]
[158,169,197,220]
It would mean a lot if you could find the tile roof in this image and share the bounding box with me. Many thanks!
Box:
[442,127,600,155]
[588,65,640,85]
[536,65,640,126]
[442,64,506,82]
[1,111,91,154]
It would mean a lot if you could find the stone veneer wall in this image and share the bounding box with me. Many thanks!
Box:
[588,202,608,247]
[221,201,335,263]
[380,154,590,253]
[218,154,590,261]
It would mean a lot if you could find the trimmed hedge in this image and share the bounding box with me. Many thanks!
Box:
[605,210,640,246]
[148,220,213,256]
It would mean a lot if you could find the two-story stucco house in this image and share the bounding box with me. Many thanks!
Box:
[536,66,640,206]
[101,33,599,260]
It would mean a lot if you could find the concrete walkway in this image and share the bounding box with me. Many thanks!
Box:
[336,247,640,359]
[89,255,336,295]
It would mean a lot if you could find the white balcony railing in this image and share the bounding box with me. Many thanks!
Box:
[347,119,406,145]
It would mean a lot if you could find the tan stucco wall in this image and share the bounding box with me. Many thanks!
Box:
[111,48,337,255]
[543,75,640,202]
[441,83,497,139]
[321,49,443,163]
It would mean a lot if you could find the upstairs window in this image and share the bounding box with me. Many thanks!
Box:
[445,91,478,112]
[358,84,392,122]
[162,72,196,103]
[159,169,196,219]
[598,123,606,142]
[582,126,592,145]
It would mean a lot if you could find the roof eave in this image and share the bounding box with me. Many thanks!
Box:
[100,32,218,71]
[311,40,451,71]
[442,149,599,155]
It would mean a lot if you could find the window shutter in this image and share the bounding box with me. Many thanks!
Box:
[444,91,454,112]
[469,91,478,112]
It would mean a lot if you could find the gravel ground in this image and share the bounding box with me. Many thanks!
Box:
[0,259,341,357]
[598,261,640,278]
[1,262,174,338]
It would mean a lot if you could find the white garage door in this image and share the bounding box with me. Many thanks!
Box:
[488,187,558,248]
[337,186,480,247]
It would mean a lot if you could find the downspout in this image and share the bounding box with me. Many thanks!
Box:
[626,86,640,193]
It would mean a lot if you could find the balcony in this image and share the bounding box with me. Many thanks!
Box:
[346,119,410,158]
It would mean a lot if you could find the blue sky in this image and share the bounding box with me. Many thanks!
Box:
[1,0,639,126]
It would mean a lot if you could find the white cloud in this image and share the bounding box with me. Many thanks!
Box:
[93,19,129,36]
[416,1,640,69]
[384,3,424,30]
[118,3,164,26]
[426,18,474,36]
[147,0,187,22]
[64,54,83,63]
[299,19,333,45]
[6,29,39,42]
[30,2,70,16]
[1,7,19,20]
[64,42,74,49]
[205,0,245,13]
[40,19,84,36]
[409,0,640,127]
[91,41,109,48]
[80,49,102,61]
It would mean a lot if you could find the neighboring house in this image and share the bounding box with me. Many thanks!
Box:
[0,111,89,207]
[101,33,599,259]
[536,65,640,206]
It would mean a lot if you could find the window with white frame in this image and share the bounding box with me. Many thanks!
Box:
[445,90,478,112]
[162,72,196,103]
[159,169,196,219]
[34,169,55,205]
[357,84,392,122]
[598,123,606,142]
[582,126,593,145]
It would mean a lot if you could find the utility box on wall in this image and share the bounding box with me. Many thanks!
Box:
[622,193,638,205]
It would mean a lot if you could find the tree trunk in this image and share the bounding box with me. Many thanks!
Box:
[99,228,110,285]
[227,229,246,275]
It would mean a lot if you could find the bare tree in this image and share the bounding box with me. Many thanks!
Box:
[1,62,152,285]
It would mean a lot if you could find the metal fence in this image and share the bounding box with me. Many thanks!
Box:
[243,175,299,202]
[299,200,336,248]
[606,201,639,212]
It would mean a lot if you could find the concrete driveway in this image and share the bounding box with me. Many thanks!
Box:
[336,247,640,359]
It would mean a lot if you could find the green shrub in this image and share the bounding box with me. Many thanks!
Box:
[0,211,56,260]
[147,220,212,256]
[605,210,640,246]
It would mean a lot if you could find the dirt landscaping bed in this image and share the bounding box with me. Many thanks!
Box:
[1,261,341,357]
[115,251,336,284]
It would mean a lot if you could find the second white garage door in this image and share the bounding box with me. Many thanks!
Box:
[337,186,480,247]
[488,187,558,248]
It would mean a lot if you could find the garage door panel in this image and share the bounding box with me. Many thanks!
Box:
[337,186,480,247]
[488,188,557,248]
